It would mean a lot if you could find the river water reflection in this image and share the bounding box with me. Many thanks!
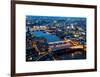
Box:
[33,31,61,42]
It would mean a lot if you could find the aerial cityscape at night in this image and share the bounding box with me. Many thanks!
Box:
[26,15,86,61]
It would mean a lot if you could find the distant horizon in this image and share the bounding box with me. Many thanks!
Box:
[26,15,86,20]
[26,15,86,29]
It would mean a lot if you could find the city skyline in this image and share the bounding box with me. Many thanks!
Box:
[26,15,86,29]
[26,15,86,61]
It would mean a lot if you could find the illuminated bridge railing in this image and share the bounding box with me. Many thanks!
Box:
[48,41,72,51]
